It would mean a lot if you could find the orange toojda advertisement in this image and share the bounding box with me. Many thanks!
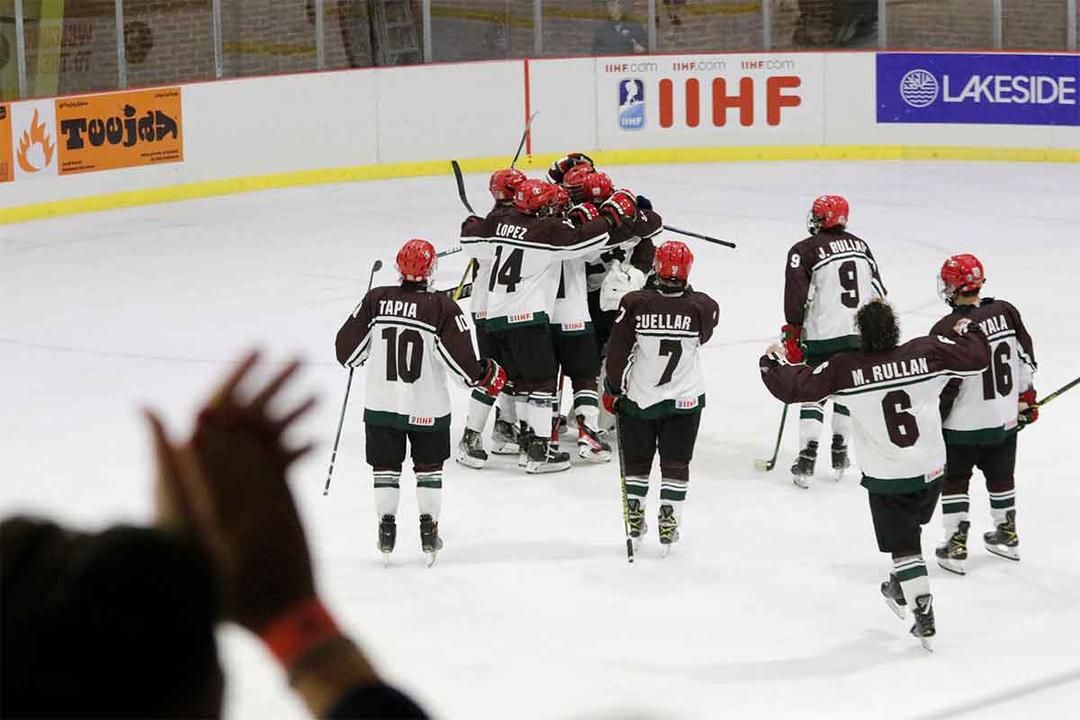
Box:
[55,88,183,175]
[0,104,12,183]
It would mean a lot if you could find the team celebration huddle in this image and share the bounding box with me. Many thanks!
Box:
[334,151,1052,652]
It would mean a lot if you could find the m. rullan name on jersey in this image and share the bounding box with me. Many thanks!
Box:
[850,356,931,387]
[816,237,869,260]
[636,312,693,331]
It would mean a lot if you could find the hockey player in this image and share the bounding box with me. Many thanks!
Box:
[461,178,637,473]
[760,300,990,649]
[604,241,719,553]
[930,254,1037,574]
[781,195,887,488]
[335,239,507,564]
[457,168,527,468]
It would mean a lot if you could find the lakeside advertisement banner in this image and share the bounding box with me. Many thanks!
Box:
[0,104,11,183]
[55,87,184,175]
[877,53,1080,126]
[597,54,824,149]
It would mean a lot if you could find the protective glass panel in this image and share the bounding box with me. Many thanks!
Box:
[431,0,532,62]
[886,0,995,50]
[1002,0,1069,50]
[543,0,649,58]
[0,0,19,98]
[773,0,878,50]
[219,0,317,77]
[654,0,763,53]
[124,0,215,87]
[324,0,375,69]
[20,0,118,98]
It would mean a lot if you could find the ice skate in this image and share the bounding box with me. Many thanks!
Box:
[490,418,519,455]
[455,429,488,469]
[378,514,396,567]
[419,514,442,567]
[517,425,532,468]
[658,504,679,556]
[880,573,907,619]
[626,498,647,547]
[983,510,1019,561]
[525,436,571,474]
[791,441,818,489]
[935,521,969,575]
[830,434,849,481]
[576,418,612,463]
[910,594,935,652]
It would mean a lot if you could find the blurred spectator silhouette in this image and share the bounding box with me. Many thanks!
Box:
[594,0,649,54]
[1,352,427,719]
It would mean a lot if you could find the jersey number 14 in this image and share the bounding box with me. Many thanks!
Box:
[489,246,524,293]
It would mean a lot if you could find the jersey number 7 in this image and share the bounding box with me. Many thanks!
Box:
[657,340,682,386]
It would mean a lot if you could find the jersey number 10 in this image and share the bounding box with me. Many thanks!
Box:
[382,327,423,383]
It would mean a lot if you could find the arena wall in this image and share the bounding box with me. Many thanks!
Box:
[1,50,1078,223]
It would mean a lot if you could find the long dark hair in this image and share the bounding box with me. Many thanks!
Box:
[857,301,900,353]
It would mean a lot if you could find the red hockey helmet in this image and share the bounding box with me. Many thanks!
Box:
[561,164,595,202]
[514,179,561,215]
[396,238,437,282]
[939,253,986,301]
[489,168,527,202]
[553,185,571,214]
[653,240,694,283]
[808,195,850,234]
[581,171,614,203]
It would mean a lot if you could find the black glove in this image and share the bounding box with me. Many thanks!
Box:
[636,195,653,211]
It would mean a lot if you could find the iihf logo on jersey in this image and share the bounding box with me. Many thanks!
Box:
[618,79,645,131]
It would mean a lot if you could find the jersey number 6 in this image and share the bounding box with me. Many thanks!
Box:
[882,389,919,448]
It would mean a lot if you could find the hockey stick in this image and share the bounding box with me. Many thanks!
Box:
[324,259,383,496]
[437,246,462,259]
[753,404,790,472]
[511,111,539,169]
[662,225,737,249]
[1036,375,1080,408]
[613,412,635,564]
[449,159,477,302]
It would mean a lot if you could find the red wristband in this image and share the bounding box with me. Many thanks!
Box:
[259,598,340,668]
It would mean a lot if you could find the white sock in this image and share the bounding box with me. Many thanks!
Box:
[373,470,401,518]
[527,392,556,437]
[893,555,931,605]
[497,392,518,425]
[832,402,852,444]
[416,468,443,520]
[466,391,495,433]
[798,402,824,450]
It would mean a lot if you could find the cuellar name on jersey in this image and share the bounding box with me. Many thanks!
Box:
[817,237,869,260]
[636,313,693,331]
[851,356,930,387]
[377,299,419,319]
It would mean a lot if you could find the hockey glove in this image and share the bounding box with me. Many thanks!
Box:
[476,358,508,397]
[567,202,600,226]
[602,392,622,415]
[600,190,637,228]
[548,152,595,184]
[781,324,805,364]
[1018,388,1038,427]
[600,260,646,312]
[635,195,653,211]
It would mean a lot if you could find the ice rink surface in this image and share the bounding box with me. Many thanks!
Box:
[3,160,1080,719]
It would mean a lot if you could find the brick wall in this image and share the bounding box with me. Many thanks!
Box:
[4,0,1076,99]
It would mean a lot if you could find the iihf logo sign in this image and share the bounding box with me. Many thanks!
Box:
[619,79,645,131]
[899,69,939,108]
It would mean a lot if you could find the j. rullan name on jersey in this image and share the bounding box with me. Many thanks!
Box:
[817,238,868,259]
[496,223,528,240]
[636,313,692,331]
[378,299,418,319]
[851,356,930,387]
[977,313,1010,336]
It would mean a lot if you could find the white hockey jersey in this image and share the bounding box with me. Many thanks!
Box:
[761,332,990,493]
[931,298,1037,445]
[785,229,887,357]
[606,286,720,417]
[336,284,484,431]
[460,207,614,331]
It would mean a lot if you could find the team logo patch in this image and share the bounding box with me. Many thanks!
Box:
[900,69,939,108]
[675,397,699,410]
[619,78,645,131]
[508,312,535,324]
[561,321,585,332]
[410,416,435,427]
